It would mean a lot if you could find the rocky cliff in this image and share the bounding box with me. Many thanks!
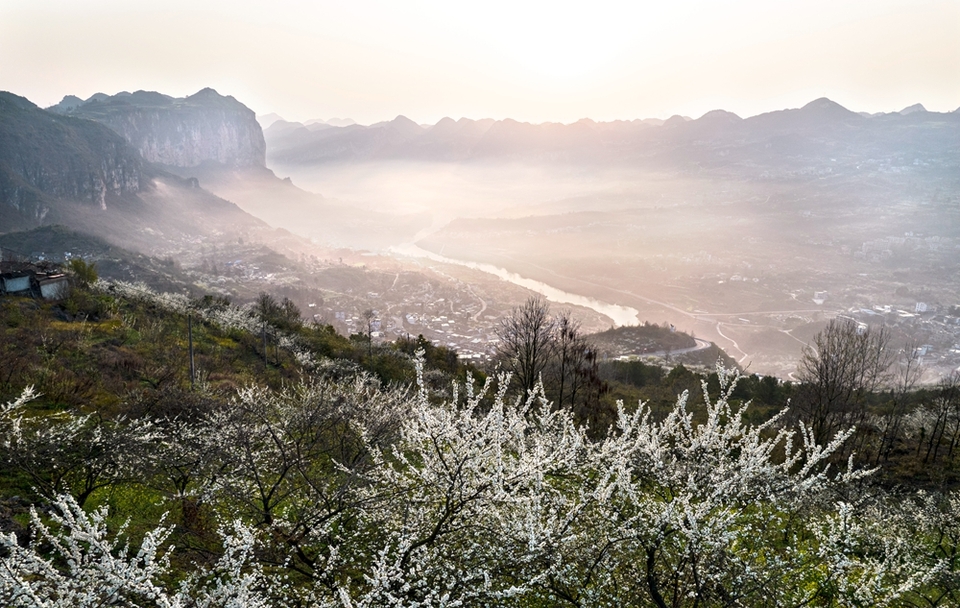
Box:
[49,88,266,169]
[0,92,143,224]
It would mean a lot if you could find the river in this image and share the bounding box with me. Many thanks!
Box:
[388,243,640,327]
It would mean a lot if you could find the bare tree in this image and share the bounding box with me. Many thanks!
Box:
[875,341,924,465]
[496,296,555,396]
[914,372,960,465]
[940,372,960,462]
[795,318,893,446]
[362,309,376,356]
[548,310,591,410]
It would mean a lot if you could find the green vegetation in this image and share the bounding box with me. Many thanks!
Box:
[0,283,479,417]
[590,321,697,356]
[3,276,960,606]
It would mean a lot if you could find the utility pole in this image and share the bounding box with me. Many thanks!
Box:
[262,321,268,366]
[188,313,196,388]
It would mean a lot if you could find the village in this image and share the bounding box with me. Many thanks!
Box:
[6,232,960,381]
[841,301,960,381]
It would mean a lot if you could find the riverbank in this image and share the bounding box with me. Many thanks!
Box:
[389,242,640,327]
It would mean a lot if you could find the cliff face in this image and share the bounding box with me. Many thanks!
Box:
[49,89,266,169]
[0,92,143,223]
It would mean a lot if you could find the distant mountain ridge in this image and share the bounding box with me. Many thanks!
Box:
[49,89,266,169]
[264,98,960,171]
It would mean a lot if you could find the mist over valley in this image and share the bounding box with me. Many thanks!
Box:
[260,101,960,379]
[3,88,957,378]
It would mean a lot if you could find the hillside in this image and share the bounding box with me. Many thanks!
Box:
[0,92,143,229]
[0,91,289,262]
[0,279,470,413]
[48,88,266,168]
[1,226,184,292]
[589,322,698,356]
[3,277,960,606]
[162,162,428,250]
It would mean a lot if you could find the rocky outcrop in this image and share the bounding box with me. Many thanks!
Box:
[49,88,266,169]
[0,92,143,220]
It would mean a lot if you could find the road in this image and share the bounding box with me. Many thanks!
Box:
[619,338,714,359]
[465,284,487,321]
[715,323,750,364]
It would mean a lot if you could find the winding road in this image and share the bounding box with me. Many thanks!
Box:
[623,337,714,359]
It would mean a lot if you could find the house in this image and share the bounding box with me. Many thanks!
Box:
[0,258,72,300]
[37,274,70,300]
[0,272,32,294]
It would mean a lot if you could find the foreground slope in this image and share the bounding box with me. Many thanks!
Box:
[2,278,960,606]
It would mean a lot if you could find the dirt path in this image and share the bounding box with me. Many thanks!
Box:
[715,322,750,364]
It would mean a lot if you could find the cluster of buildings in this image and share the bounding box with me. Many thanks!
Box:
[0,248,71,300]
[843,301,960,377]
[326,304,500,361]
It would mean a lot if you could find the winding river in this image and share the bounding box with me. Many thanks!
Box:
[389,243,640,327]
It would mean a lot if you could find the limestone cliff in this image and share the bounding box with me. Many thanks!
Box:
[49,89,266,169]
[0,92,143,224]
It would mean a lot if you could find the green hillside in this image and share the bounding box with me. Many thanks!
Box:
[2,269,960,606]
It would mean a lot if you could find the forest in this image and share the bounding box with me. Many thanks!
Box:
[2,269,960,607]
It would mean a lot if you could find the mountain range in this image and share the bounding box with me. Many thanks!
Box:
[2,86,960,378]
[49,89,265,168]
[264,99,960,174]
[0,90,268,255]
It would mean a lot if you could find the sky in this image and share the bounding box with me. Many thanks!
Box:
[2,0,958,125]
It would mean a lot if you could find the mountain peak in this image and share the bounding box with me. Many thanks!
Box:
[697,109,742,123]
[387,115,425,136]
[54,95,84,110]
[47,88,265,168]
[257,113,285,129]
[899,103,927,115]
[190,87,222,98]
[800,97,855,115]
[0,91,39,112]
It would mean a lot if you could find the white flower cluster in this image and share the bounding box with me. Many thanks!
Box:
[1,387,159,506]
[1,361,957,606]
[0,495,265,608]
[96,280,261,334]
[95,279,321,368]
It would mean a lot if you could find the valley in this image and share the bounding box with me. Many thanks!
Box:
[261,102,960,380]
[3,88,959,380]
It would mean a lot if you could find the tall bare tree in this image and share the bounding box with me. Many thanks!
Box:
[875,341,924,465]
[549,310,590,409]
[496,296,556,396]
[795,318,893,445]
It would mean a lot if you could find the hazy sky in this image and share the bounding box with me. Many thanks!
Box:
[2,0,958,124]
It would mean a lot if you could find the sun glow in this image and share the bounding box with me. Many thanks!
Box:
[1,0,957,122]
